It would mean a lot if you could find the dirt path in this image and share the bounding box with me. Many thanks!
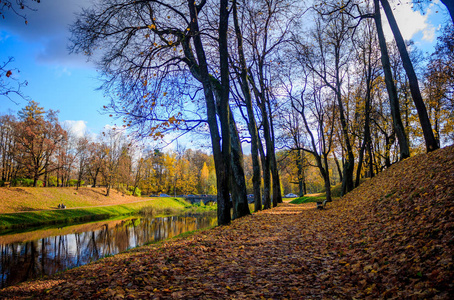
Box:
[2,203,322,299]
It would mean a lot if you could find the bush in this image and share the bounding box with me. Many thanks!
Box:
[128,186,142,197]
[48,176,58,187]
[11,178,41,187]
[67,179,85,187]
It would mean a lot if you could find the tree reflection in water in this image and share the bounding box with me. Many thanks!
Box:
[0,212,216,288]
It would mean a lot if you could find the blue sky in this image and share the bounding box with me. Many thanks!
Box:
[0,0,451,141]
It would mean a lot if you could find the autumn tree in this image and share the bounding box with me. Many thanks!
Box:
[282,66,337,202]
[230,0,262,212]
[352,16,383,185]
[301,8,356,196]
[75,135,91,190]
[0,114,17,182]
[70,0,253,225]
[14,101,67,187]
[423,24,454,145]
[86,141,106,188]
[200,162,209,194]
[99,128,129,196]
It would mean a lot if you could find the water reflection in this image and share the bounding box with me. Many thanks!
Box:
[0,212,217,289]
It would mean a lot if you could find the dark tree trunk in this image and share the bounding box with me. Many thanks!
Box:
[232,0,262,212]
[91,168,99,188]
[296,149,306,197]
[188,0,230,225]
[229,111,250,219]
[333,152,343,183]
[322,153,332,202]
[267,99,283,205]
[367,138,374,179]
[335,83,354,196]
[380,0,439,152]
[258,134,272,210]
[356,50,373,187]
[256,90,278,207]
[374,0,410,160]
[384,132,395,168]
[106,178,111,196]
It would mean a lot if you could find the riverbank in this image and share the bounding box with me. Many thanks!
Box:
[0,187,152,213]
[0,187,215,230]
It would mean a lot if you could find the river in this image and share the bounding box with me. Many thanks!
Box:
[0,211,217,289]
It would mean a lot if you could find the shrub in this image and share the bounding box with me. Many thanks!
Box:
[11,178,39,187]
[67,179,85,187]
[128,186,142,197]
[48,176,58,187]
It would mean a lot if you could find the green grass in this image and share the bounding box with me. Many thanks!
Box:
[0,197,216,230]
[291,180,368,204]
[290,195,326,204]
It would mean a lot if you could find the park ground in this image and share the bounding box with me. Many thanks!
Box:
[1,145,453,299]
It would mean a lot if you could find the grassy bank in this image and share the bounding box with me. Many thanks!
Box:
[289,180,360,204]
[0,187,152,213]
[0,189,215,230]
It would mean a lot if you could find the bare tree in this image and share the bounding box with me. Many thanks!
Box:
[283,68,336,202]
[302,12,355,196]
[70,0,244,224]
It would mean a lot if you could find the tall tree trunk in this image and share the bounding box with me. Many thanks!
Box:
[380,0,439,152]
[267,98,283,205]
[229,111,250,219]
[91,168,99,188]
[322,153,332,202]
[356,56,373,187]
[296,149,306,197]
[333,151,343,183]
[232,0,262,212]
[259,103,275,207]
[106,184,110,196]
[188,0,230,225]
[258,133,272,210]
[374,0,410,160]
[334,75,354,196]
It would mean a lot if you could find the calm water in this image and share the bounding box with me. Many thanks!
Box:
[0,212,217,289]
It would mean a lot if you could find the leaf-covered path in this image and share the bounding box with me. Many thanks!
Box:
[1,146,453,299]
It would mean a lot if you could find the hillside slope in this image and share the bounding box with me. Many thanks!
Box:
[323,144,454,298]
[0,187,145,213]
[1,146,453,299]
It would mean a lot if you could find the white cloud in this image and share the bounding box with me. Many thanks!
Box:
[382,2,436,43]
[62,120,87,138]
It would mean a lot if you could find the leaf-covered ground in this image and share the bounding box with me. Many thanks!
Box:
[1,146,453,299]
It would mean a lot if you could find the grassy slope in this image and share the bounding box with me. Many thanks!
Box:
[0,187,213,229]
[1,146,453,298]
[0,187,146,213]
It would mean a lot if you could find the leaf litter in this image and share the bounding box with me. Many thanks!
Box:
[1,146,453,299]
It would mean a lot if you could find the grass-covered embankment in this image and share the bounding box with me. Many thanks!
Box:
[289,179,362,204]
[0,187,215,230]
[0,187,148,213]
